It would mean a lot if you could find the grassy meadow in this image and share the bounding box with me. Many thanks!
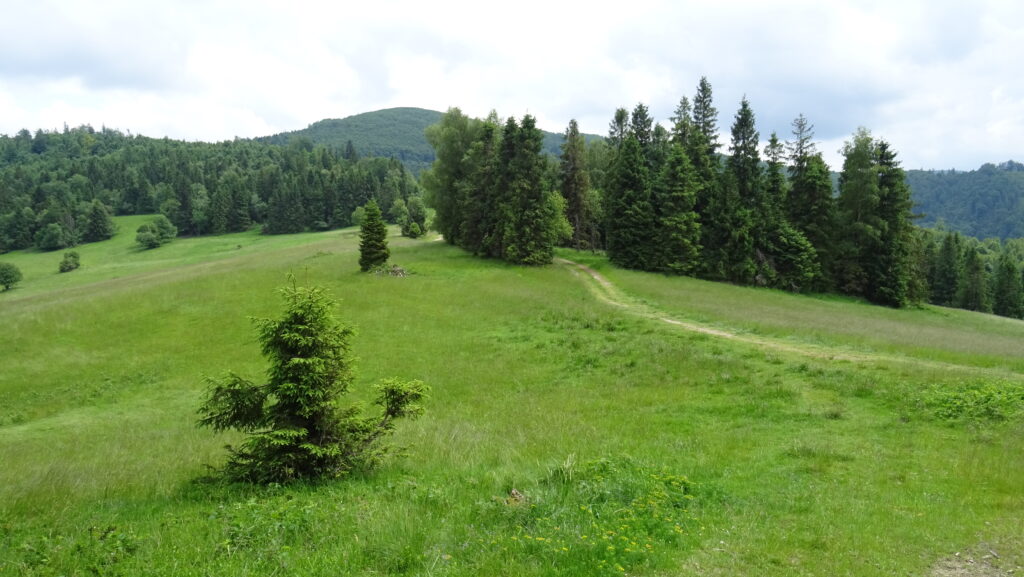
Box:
[1,217,1022,576]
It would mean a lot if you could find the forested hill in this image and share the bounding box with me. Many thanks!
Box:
[255,107,601,175]
[907,161,1024,239]
[256,108,443,175]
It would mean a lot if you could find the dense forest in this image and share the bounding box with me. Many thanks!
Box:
[0,126,426,253]
[423,77,1024,317]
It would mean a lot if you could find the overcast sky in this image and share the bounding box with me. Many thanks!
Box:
[1,0,1021,170]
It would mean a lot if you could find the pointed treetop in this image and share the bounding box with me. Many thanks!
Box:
[670,96,693,146]
[787,113,817,167]
[692,76,719,152]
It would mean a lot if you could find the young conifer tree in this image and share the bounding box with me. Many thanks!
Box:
[358,198,389,271]
[197,278,427,483]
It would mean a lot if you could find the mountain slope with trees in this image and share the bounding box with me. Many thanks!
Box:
[906,161,1024,239]
[256,107,601,175]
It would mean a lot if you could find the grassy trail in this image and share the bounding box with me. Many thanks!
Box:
[557,257,1024,380]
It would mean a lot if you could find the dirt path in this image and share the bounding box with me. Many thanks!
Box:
[556,258,1022,377]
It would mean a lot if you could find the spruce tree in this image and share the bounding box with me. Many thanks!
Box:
[460,120,501,254]
[208,186,230,235]
[630,103,654,166]
[993,250,1023,318]
[650,124,671,175]
[957,246,989,312]
[906,228,934,305]
[607,108,630,150]
[604,135,655,269]
[653,144,701,274]
[704,98,760,284]
[931,231,962,306]
[835,128,881,297]
[197,279,427,483]
[669,96,693,147]
[868,140,913,307]
[692,77,720,156]
[786,114,817,183]
[761,133,818,291]
[727,97,762,207]
[358,199,389,271]
[489,116,521,259]
[705,171,754,283]
[790,154,836,290]
[503,115,567,265]
[82,200,116,243]
[687,78,721,274]
[560,119,594,250]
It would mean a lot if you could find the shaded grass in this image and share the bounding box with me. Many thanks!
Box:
[0,237,1022,575]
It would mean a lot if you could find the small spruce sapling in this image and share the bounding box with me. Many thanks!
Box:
[197,277,427,483]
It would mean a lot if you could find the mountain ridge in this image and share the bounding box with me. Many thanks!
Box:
[254,107,603,175]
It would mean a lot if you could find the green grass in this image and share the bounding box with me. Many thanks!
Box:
[562,249,1024,373]
[1,228,1022,576]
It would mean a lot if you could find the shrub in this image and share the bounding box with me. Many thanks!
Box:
[0,262,22,290]
[197,277,428,483]
[35,223,68,251]
[136,215,177,249]
[59,251,80,273]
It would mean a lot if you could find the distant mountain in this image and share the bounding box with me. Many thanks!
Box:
[256,107,442,175]
[256,107,601,175]
[906,161,1024,239]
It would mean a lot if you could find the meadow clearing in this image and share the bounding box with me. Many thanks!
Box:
[1,218,1022,576]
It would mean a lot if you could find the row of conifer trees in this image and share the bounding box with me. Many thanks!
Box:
[425,77,919,307]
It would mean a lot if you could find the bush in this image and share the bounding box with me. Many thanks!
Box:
[197,277,428,483]
[59,251,80,273]
[35,223,68,251]
[0,262,22,290]
[136,215,177,249]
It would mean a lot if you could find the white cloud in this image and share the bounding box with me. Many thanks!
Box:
[0,0,1021,168]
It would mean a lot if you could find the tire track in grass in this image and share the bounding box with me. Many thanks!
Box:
[556,258,1023,378]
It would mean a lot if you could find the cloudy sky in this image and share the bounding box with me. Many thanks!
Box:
[1,0,1021,170]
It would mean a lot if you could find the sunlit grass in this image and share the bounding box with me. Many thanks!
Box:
[1,233,1022,575]
[562,248,1024,372]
